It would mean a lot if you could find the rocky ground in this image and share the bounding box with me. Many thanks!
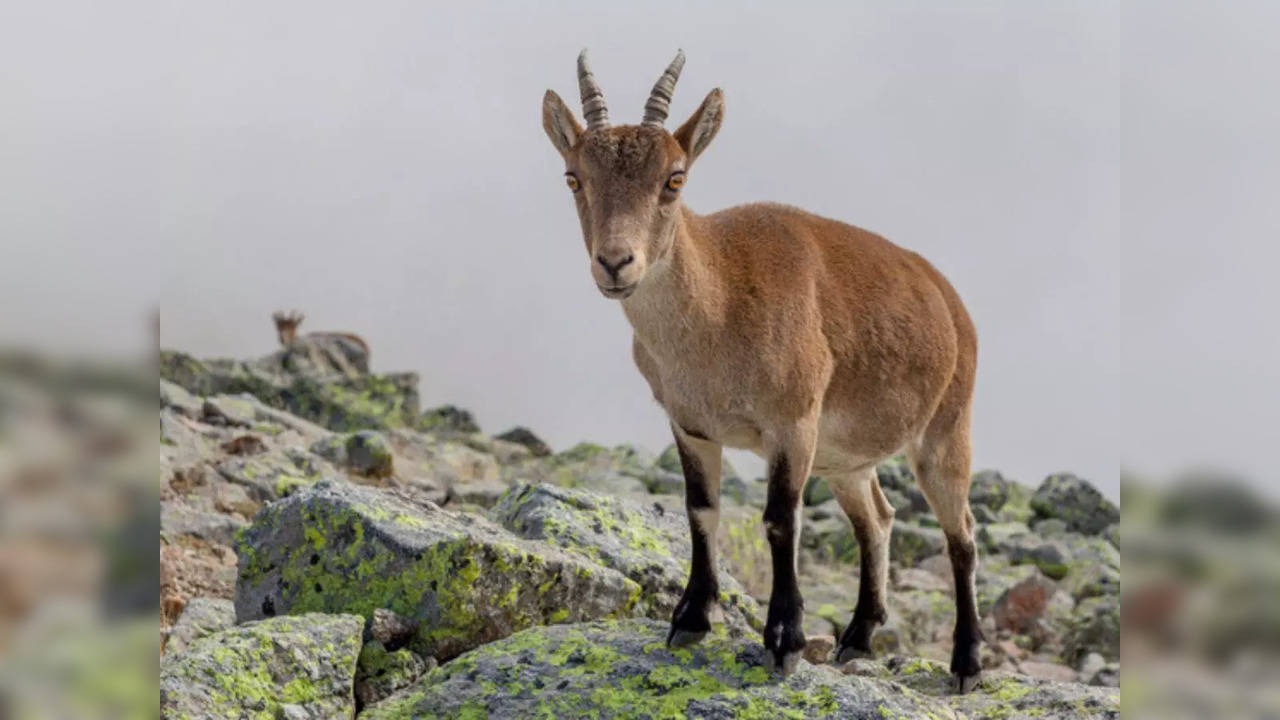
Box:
[159,346,1120,719]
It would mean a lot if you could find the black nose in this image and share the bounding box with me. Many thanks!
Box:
[596,253,635,279]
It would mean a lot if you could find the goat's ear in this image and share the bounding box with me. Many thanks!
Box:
[674,88,724,166]
[543,90,582,156]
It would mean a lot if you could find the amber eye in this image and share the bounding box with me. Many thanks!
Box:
[565,174,581,192]
[666,172,686,191]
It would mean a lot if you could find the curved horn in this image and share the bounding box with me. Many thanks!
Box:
[641,50,686,128]
[577,49,610,130]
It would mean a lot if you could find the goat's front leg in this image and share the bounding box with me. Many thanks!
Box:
[667,426,723,648]
[762,423,818,675]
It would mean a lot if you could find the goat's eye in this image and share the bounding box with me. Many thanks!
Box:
[666,172,686,191]
[565,174,581,192]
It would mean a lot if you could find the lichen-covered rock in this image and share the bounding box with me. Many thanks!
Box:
[362,619,960,720]
[1007,538,1071,580]
[490,483,762,633]
[803,476,835,506]
[969,469,1013,511]
[509,443,654,496]
[160,349,420,433]
[234,482,641,660]
[1063,596,1120,665]
[494,425,552,457]
[202,394,258,426]
[874,656,1119,719]
[1030,473,1119,536]
[161,378,203,417]
[310,430,394,478]
[354,640,435,707]
[164,597,235,655]
[383,429,495,504]
[162,501,247,547]
[889,523,946,567]
[417,404,480,434]
[217,445,342,502]
[160,613,363,720]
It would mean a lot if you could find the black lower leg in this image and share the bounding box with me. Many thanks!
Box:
[762,455,806,668]
[668,437,720,645]
[947,532,983,685]
[839,525,888,655]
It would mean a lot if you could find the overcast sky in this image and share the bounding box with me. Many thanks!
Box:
[6,2,1280,498]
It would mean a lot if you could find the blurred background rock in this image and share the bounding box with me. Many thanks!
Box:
[0,351,157,718]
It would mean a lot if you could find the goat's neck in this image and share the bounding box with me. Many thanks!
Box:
[621,205,725,350]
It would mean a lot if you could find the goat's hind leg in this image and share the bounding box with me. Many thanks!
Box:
[910,424,983,693]
[830,466,895,663]
[667,427,723,648]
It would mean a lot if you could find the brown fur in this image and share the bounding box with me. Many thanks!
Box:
[271,312,370,357]
[543,60,980,685]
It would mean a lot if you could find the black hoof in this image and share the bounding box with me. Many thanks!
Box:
[668,591,713,648]
[953,671,982,694]
[764,648,802,676]
[950,640,983,694]
[762,619,806,677]
[666,627,708,648]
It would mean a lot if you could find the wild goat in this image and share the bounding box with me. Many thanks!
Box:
[271,310,371,376]
[541,51,982,690]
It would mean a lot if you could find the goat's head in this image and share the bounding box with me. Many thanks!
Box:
[543,50,724,300]
[272,310,305,345]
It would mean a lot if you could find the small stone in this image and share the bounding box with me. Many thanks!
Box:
[1077,651,1106,679]
[1019,660,1078,683]
[870,624,902,655]
[370,608,420,649]
[802,634,835,665]
[992,573,1058,633]
[346,430,394,478]
[221,434,267,456]
[450,478,511,508]
[996,639,1028,661]
[917,553,952,581]
[1030,473,1119,535]
[894,567,950,593]
[494,426,552,457]
[803,477,834,506]
[840,658,884,677]
[355,640,432,706]
[165,597,236,655]
[889,523,946,567]
[201,394,258,426]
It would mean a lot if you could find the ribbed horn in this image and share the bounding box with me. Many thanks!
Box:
[577,49,610,131]
[641,50,686,128]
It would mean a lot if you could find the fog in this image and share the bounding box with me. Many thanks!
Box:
[7,2,1280,498]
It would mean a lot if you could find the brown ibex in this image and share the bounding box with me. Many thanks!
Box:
[271,310,370,376]
[541,51,982,689]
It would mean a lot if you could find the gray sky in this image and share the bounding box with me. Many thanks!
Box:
[6,1,1280,498]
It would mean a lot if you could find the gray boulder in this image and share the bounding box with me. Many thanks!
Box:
[234,482,641,661]
[490,483,762,633]
[889,523,946,567]
[354,640,435,707]
[870,656,1119,719]
[310,430,395,478]
[362,619,960,719]
[417,404,480,434]
[1030,473,1119,535]
[160,349,421,433]
[1063,596,1120,665]
[164,597,235,655]
[494,426,553,457]
[160,613,362,720]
